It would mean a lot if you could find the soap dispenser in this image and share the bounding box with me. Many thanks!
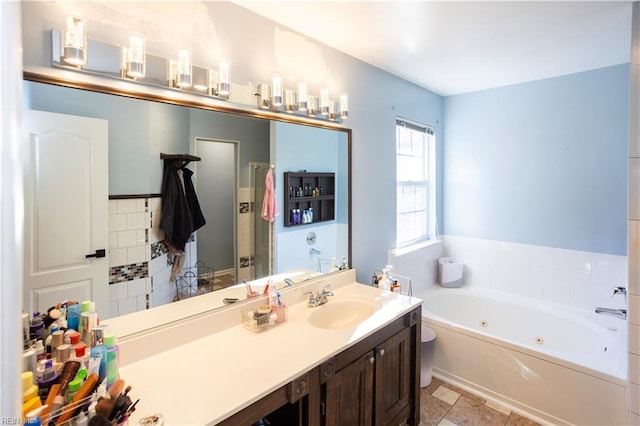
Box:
[380,265,393,291]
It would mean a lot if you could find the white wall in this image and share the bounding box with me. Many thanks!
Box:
[1,1,23,419]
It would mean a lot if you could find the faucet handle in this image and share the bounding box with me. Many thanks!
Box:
[321,284,334,296]
[612,286,627,297]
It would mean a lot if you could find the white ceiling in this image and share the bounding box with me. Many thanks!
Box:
[234,1,633,96]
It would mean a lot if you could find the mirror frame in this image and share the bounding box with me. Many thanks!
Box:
[22,70,352,335]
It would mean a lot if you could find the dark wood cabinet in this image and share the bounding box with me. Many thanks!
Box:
[284,172,335,227]
[374,328,412,425]
[320,307,421,426]
[215,306,421,426]
[324,351,375,426]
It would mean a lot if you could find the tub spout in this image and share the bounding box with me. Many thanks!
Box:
[595,307,627,320]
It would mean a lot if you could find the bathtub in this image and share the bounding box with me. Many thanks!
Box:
[418,286,628,425]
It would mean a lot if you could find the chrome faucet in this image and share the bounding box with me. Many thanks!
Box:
[304,285,334,307]
[595,307,627,319]
[309,247,322,255]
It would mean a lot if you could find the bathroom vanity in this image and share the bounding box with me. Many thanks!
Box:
[111,270,422,425]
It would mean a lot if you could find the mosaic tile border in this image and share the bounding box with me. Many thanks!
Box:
[109,262,149,284]
[151,241,168,260]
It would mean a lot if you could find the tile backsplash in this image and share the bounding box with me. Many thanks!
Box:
[107,196,195,319]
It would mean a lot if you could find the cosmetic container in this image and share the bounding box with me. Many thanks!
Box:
[104,333,119,389]
[90,343,107,382]
[37,359,60,400]
[30,313,45,341]
[23,345,37,376]
[51,330,64,357]
[66,303,81,332]
[66,377,82,403]
[80,305,98,347]
[241,306,287,332]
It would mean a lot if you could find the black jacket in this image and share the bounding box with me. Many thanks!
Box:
[159,163,205,251]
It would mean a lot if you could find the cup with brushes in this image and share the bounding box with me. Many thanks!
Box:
[91,378,139,425]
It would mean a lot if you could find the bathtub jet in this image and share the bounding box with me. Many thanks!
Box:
[594,307,627,320]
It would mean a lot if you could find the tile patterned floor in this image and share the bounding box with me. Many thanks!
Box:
[420,377,542,426]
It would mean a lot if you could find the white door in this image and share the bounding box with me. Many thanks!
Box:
[23,109,109,318]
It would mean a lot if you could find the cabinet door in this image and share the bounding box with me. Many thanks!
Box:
[324,350,375,426]
[374,328,412,426]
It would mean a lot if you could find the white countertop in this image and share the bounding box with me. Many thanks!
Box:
[118,281,422,425]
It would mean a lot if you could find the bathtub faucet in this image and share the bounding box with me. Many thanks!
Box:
[595,307,627,320]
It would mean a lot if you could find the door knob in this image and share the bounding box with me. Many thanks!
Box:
[85,249,106,259]
[378,349,385,357]
[369,357,375,365]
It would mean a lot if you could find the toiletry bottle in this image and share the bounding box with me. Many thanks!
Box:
[23,345,37,376]
[66,303,81,332]
[37,359,60,400]
[309,207,313,222]
[104,333,119,390]
[34,340,46,362]
[90,343,107,382]
[30,312,45,342]
[80,301,98,347]
[51,330,64,360]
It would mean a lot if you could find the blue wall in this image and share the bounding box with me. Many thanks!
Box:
[443,64,629,255]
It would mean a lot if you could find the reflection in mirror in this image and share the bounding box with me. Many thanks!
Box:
[22,78,350,328]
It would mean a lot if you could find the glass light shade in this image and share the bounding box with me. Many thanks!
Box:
[257,84,271,109]
[307,95,317,116]
[120,46,128,70]
[218,61,230,95]
[63,16,86,66]
[176,48,192,88]
[272,76,283,106]
[285,89,295,113]
[127,34,145,78]
[320,89,330,115]
[297,82,308,111]
[340,93,349,119]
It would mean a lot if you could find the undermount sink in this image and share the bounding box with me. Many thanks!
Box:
[307,300,375,329]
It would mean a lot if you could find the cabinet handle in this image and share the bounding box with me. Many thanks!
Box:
[378,349,385,357]
[369,356,375,365]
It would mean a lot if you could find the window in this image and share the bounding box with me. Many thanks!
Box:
[396,118,435,247]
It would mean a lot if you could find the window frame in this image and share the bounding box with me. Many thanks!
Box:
[395,117,436,248]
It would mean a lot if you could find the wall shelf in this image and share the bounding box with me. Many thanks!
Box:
[284,172,335,227]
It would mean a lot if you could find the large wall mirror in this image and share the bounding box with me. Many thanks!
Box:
[22,73,351,335]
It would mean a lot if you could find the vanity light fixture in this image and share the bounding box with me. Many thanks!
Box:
[340,93,349,119]
[320,89,330,116]
[297,82,308,111]
[272,76,283,107]
[176,48,192,88]
[218,61,230,96]
[63,16,87,66]
[126,34,145,78]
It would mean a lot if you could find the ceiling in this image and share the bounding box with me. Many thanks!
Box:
[233,1,633,96]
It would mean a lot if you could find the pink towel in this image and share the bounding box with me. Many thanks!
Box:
[261,168,278,222]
